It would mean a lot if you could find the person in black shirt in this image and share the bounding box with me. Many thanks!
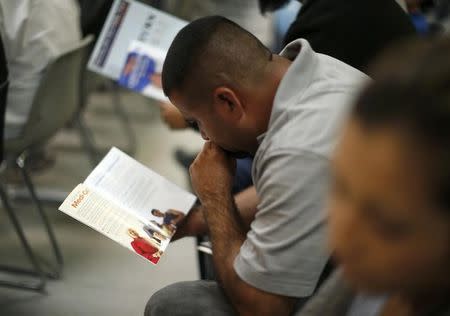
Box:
[260,0,416,73]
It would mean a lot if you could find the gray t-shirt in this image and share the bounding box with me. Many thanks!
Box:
[233,39,369,297]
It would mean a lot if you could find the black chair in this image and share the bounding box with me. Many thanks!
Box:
[0,36,46,292]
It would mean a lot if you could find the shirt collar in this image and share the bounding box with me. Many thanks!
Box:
[256,39,318,145]
[275,38,317,109]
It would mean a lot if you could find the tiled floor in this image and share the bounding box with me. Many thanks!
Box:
[0,88,203,316]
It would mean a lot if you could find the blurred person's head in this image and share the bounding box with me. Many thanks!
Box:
[162,16,291,157]
[127,228,140,239]
[151,209,164,217]
[329,36,450,297]
[258,0,292,13]
[406,0,436,12]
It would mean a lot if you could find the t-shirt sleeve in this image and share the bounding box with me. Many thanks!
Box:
[234,150,329,297]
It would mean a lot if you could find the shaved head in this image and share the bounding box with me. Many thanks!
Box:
[162,16,272,103]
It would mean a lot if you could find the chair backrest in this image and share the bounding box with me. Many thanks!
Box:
[0,80,8,162]
[0,34,9,162]
[18,36,94,149]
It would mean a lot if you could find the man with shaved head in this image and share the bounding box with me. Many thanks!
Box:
[146,16,369,316]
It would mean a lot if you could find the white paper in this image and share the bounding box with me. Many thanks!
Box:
[59,184,170,264]
[117,41,168,102]
[88,0,186,82]
[59,148,197,265]
[84,147,196,225]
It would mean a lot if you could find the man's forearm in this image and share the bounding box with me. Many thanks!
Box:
[180,186,259,239]
[187,142,296,315]
[201,193,253,313]
[202,193,247,274]
[202,194,296,316]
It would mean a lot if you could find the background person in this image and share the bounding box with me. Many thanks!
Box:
[0,0,82,139]
[297,36,450,316]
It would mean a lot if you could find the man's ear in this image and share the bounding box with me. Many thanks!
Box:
[212,86,244,123]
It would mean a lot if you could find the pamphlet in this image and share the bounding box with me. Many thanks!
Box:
[59,147,196,265]
[117,41,167,101]
[87,0,186,101]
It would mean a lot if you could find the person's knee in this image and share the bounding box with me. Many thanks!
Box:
[145,282,182,316]
[145,281,234,316]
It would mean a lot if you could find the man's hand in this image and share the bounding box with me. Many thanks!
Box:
[151,73,162,89]
[159,102,189,130]
[189,142,236,205]
[172,205,207,242]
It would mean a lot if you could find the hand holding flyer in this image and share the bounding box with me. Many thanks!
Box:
[59,148,196,265]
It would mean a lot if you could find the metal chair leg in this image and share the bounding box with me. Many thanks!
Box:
[0,182,47,292]
[74,112,101,167]
[16,153,63,279]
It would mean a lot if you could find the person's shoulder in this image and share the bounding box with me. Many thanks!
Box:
[301,0,401,13]
[253,141,330,188]
[263,94,351,158]
[316,52,370,83]
[298,0,364,19]
[307,53,370,108]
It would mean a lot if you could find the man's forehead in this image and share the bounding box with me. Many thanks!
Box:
[169,90,190,107]
[169,91,201,118]
[168,90,183,105]
[168,92,187,110]
[172,101,192,119]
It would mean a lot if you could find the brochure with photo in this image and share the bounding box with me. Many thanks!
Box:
[59,147,197,265]
[88,0,186,101]
[118,41,167,102]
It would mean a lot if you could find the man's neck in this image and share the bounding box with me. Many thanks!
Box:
[253,55,292,138]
